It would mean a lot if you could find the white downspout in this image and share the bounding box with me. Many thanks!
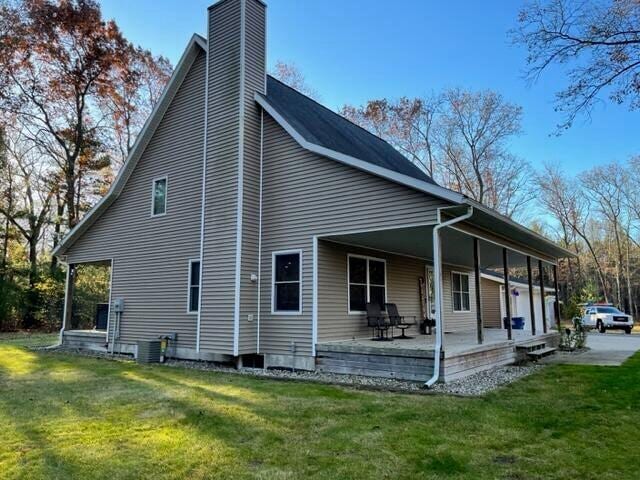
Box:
[424,207,473,388]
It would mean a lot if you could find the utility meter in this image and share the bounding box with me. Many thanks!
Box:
[113,298,125,313]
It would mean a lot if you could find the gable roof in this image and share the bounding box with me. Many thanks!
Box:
[54,34,572,262]
[264,76,437,185]
[255,83,464,204]
[53,34,207,257]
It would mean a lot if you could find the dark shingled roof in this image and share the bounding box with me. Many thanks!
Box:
[264,75,438,185]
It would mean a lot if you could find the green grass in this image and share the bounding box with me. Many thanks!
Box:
[1,343,639,480]
[0,331,59,348]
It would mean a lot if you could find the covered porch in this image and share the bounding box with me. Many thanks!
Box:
[313,205,568,383]
[60,259,112,350]
[317,329,559,382]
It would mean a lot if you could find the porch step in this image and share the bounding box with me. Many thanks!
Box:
[526,347,557,360]
[516,340,547,353]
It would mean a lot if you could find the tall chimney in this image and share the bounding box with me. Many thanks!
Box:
[199,0,266,356]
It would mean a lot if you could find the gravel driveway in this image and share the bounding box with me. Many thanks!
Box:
[543,332,640,366]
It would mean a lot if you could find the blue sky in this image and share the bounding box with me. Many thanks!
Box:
[101,0,638,175]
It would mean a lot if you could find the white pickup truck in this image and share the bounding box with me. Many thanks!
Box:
[580,306,634,334]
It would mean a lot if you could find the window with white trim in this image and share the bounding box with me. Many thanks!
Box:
[152,177,167,216]
[188,260,200,313]
[452,272,470,312]
[348,255,387,313]
[272,251,301,313]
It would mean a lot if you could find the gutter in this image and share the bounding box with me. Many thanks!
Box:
[424,206,474,388]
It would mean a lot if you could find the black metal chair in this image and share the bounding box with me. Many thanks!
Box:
[385,303,417,339]
[366,302,391,341]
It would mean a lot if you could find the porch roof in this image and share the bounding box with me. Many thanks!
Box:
[320,206,572,268]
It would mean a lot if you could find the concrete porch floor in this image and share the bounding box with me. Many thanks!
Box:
[318,328,559,358]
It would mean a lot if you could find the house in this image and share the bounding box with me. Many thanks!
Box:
[54,0,572,383]
[480,269,556,334]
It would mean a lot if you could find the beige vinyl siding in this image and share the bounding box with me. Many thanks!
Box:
[481,277,503,328]
[237,0,266,354]
[259,115,452,356]
[199,0,243,354]
[441,265,477,332]
[64,50,206,348]
[318,242,424,341]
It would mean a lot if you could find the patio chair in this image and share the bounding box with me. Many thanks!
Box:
[366,302,391,341]
[385,303,417,339]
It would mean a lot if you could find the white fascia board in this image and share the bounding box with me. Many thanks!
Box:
[53,34,206,257]
[254,93,465,205]
[463,198,575,259]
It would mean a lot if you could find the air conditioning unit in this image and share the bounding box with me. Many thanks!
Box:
[137,340,161,363]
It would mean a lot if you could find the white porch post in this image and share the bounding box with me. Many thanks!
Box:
[526,256,536,336]
[473,237,483,344]
[553,264,561,331]
[538,260,548,333]
[59,263,75,344]
[311,236,318,356]
[502,248,513,340]
[434,226,445,351]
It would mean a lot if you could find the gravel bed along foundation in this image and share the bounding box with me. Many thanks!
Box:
[41,346,545,396]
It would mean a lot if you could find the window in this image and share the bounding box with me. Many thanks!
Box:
[452,272,470,312]
[348,255,387,313]
[152,177,167,216]
[188,260,201,313]
[272,251,301,313]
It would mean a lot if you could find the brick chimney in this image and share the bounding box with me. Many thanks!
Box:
[199,0,266,356]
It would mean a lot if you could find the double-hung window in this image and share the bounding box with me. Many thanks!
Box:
[452,271,470,312]
[348,255,387,313]
[151,177,167,216]
[188,260,201,313]
[272,251,302,313]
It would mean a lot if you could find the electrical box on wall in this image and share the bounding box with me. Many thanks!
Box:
[113,298,125,313]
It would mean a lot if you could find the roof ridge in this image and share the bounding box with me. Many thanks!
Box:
[266,74,433,182]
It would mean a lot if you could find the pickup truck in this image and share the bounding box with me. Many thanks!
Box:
[580,306,634,334]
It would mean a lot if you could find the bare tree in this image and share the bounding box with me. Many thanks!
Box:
[270,60,320,100]
[537,163,610,301]
[340,95,442,177]
[581,163,631,310]
[513,0,640,130]
[436,88,532,218]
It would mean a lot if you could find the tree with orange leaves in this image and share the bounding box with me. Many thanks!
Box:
[0,0,128,230]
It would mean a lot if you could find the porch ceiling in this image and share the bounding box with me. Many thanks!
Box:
[322,226,537,269]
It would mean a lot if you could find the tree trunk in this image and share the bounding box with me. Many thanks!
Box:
[22,234,40,329]
[1,214,9,281]
[50,191,64,273]
[65,166,77,228]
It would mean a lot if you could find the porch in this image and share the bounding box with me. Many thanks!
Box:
[316,329,559,382]
[313,205,569,383]
[60,260,112,347]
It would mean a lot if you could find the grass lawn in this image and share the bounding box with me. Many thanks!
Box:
[0,331,59,348]
[0,339,638,479]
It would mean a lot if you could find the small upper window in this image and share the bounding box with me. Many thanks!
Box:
[452,272,470,312]
[188,260,201,313]
[152,177,167,216]
[273,251,301,313]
